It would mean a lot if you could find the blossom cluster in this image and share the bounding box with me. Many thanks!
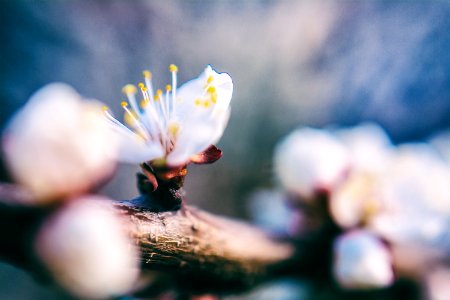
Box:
[270,123,450,296]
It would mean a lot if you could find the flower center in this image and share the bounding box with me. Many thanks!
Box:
[103,65,219,156]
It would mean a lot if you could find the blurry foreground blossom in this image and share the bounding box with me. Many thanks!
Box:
[35,197,139,299]
[333,230,393,289]
[2,83,118,202]
[105,65,233,167]
[274,127,350,200]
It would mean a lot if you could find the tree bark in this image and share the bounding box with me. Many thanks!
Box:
[0,184,294,294]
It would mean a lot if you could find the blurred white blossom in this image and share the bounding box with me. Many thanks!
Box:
[35,197,139,299]
[104,65,233,166]
[369,144,450,246]
[2,83,118,202]
[333,230,393,289]
[274,127,350,200]
[335,122,394,174]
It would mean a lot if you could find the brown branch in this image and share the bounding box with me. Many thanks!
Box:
[116,200,294,292]
[0,184,294,294]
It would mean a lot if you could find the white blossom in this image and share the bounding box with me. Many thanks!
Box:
[333,230,393,289]
[104,65,233,166]
[335,122,394,174]
[2,83,118,202]
[274,127,350,200]
[35,197,139,299]
[368,144,450,246]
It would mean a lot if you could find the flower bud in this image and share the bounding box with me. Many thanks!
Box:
[333,230,394,289]
[2,83,118,203]
[35,196,139,299]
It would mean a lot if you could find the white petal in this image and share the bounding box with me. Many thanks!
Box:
[176,65,233,125]
[166,110,229,166]
[166,123,216,166]
[112,127,164,163]
[274,127,350,200]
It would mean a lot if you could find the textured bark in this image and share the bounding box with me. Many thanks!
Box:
[0,184,294,293]
[116,200,294,292]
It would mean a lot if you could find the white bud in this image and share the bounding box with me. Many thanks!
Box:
[2,83,118,203]
[35,197,139,299]
[274,127,350,200]
[333,230,393,289]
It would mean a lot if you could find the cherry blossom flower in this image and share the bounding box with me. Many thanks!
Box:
[104,65,232,168]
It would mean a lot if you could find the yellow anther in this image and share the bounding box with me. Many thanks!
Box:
[155,89,163,101]
[194,98,202,106]
[207,86,216,93]
[121,101,128,107]
[140,99,148,108]
[168,122,180,136]
[143,70,152,79]
[122,84,137,95]
[207,75,214,83]
[211,93,217,104]
[169,64,178,73]
[203,101,211,108]
[138,82,145,89]
[101,105,109,111]
[165,84,172,92]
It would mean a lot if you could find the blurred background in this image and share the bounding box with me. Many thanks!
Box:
[0,0,449,299]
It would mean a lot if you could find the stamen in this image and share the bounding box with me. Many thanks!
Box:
[122,84,140,116]
[143,70,152,79]
[169,64,178,73]
[122,104,150,140]
[207,75,214,83]
[122,84,137,95]
[143,70,155,103]
[103,109,138,137]
[169,64,178,118]
[155,89,168,124]
[140,99,148,108]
